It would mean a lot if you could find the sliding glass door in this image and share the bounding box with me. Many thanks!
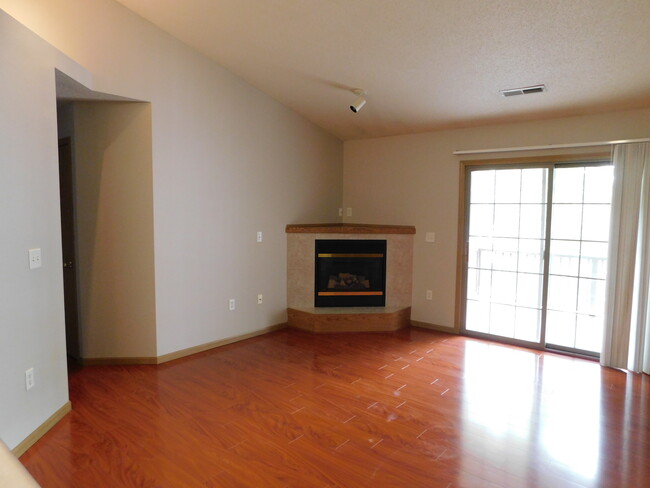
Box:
[462,161,613,356]
[546,165,613,354]
[465,167,548,344]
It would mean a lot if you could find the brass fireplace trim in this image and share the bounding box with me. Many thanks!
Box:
[317,253,384,258]
[317,291,384,296]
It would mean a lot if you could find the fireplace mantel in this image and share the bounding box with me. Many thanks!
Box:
[286,223,416,235]
[286,223,415,332]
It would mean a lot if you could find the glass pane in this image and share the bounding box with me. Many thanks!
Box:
[545,164,612,354]
[491,271,517,305]
[492,238,519,272]
[469,204,494,237]
[519,204,546,239]
[553,167,584,203]
[584,166,613,204]
[547,275,578,312]
[549,240,580,277]
[518,239,544,274]
[493,204,520,238]
[468,237,493,269]
[490,304,515,338]
[495,169,521,203]
[582,205,611,242]
[580,242,608,279]
[467,268,492,301]
[516,273,543,308]
[577,278,606,316]
[551,204,582,240]
[521,168,547,204]
[575,314,603,353]
[467,300,490,333]
[471,170,495,203]
[546,310,577,347]
[515,307,541,342]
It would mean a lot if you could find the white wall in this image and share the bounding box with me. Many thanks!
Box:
[344,108,650,329]
[0,1,342,449]
[0,0,343,360]
[0,11,86,451]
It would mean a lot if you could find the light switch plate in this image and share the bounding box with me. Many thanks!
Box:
[425,232,436,243]
[256,231,263,243]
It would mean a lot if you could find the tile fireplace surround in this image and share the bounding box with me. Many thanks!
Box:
[286,223,415,332]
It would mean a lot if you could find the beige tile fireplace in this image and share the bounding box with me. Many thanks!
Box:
[286,223,415,332]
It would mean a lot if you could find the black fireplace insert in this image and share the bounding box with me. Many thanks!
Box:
[314,239,387,307]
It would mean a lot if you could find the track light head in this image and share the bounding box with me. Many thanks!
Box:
[350,88,367,113]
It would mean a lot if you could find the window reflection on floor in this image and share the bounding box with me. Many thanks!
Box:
[540,354,601,480]
[462,340,601,485]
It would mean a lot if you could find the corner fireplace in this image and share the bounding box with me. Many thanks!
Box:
[315,239,387,307]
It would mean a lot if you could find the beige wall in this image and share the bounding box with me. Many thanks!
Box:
[343,108,650,329]
[73,102,157,358]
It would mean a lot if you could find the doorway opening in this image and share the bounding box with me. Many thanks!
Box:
[55,70,156,368]
[58,135,81,361]
[459,157,613,357]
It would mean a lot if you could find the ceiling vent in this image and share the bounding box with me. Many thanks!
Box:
[500,84,546,97]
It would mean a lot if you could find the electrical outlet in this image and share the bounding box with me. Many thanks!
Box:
[425,232,436,243]
[256,231,263,243]
[426,290,433,300]
[25,368,34,390]
[28,248,42,270]
[338,208,343,217]
[257,294,263,305]
[346,207,352,217]
[228,298,236,311]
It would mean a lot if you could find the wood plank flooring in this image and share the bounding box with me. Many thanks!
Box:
[20,328,650,487]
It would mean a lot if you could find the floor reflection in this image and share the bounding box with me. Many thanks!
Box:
[462,340,601,486]
[540,355,600,480]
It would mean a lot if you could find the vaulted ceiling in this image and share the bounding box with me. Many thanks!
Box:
[114,0,650,140]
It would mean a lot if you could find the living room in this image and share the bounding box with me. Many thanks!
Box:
[1,1,649,486]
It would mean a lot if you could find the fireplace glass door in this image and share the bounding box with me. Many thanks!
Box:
[315,240,387,307]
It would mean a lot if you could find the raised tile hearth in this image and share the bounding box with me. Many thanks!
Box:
[286,223,415,332]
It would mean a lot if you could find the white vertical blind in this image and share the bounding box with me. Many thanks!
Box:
[602,143,650,373]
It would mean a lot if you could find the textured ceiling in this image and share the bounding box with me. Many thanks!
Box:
[114,0,650,140]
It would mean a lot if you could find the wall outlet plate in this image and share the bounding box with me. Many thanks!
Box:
[228,298,236,311]
[256,231,263,243]
[257,294,263,304]
[25,368,35,390]
[28,248,42,269]
[426,290,433,300]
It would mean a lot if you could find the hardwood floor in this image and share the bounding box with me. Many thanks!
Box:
[20,328,650,487]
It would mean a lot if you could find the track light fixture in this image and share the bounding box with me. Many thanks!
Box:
[350,88,367,113]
